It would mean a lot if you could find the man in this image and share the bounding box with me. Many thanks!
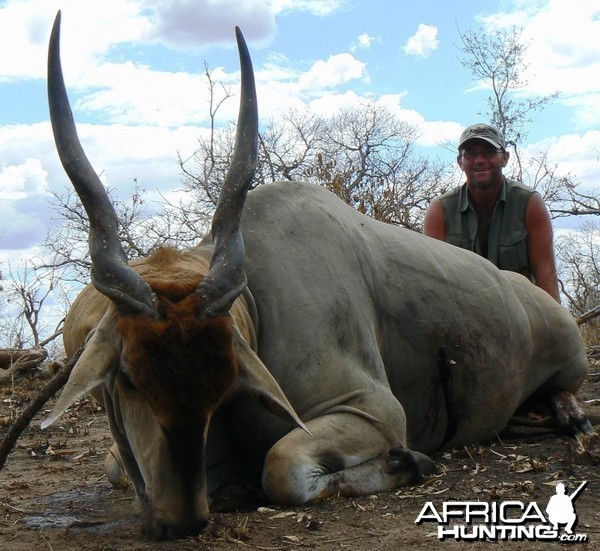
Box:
[423,123,560,302]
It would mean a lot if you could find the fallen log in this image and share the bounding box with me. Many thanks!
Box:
[0,349,43,368]
[576,305,600,326]
[0,349,48,384]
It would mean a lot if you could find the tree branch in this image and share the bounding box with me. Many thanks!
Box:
[0,346,83,471]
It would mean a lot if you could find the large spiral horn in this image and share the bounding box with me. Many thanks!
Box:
[48,11,157,317]
[195,26,258,318]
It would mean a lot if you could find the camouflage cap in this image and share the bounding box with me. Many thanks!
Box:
[458,123,506,150]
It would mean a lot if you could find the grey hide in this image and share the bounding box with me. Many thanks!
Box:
[204,180,587,489]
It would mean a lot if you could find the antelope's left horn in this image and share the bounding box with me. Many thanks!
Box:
[195,26,258,318]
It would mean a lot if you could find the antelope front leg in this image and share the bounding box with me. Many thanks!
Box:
[550,390,594,436]
[261,412,434,505]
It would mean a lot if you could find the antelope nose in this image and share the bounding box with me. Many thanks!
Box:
[143,515,209,540]
[166,518,209,539]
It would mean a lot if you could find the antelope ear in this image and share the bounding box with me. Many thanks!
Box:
[232,324,311,435]
[41,309,121,429]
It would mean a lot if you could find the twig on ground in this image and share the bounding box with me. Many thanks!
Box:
[0,346,83,471]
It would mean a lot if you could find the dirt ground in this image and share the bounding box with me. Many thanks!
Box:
[1,351,599,551]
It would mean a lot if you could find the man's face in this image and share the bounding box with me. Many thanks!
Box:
[457,139,510,191]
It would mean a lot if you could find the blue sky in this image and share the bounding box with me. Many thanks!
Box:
[0,0,598,266]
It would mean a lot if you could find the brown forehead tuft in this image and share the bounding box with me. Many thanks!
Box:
[130,246,213,303]
[118,310,238,426]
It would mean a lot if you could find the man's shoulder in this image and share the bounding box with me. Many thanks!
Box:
[505,177,536,195]
[439,184,464,200]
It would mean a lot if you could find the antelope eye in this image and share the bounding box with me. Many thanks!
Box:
[119,366,137,390]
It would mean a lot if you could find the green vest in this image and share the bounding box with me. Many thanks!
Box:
[438,178,535,281]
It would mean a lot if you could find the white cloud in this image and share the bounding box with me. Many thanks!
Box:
[0,195,52,250]
[0,0,361,131]
[403,24,439,58]
[351,33,378,52]
[526,130,600,187]
[0,0,366,258]
[269,0,346,17]
[249,53,368,120]
[48,123,204,209]
[74,62,224,127]
[307,90,362,117]
[0,0,595,264]
[146,0,276,48]
[562,93,600,130]
[0,157,48,201]
[298,53,366,91]
[0,157,52,249]
[0,0,151,81]
[0,118,202,253]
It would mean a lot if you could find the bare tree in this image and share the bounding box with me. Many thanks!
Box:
[181,97,452,231]
[555,221,600,316]
[43,178,191,286]
[2,179,192,353]
[457,26,557,173]
[555,221,600,342]
[0,260,64,351]
[178,63,236,229]
[457,25,599,218]
[258,108,327,184]
[314,100,453,229]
